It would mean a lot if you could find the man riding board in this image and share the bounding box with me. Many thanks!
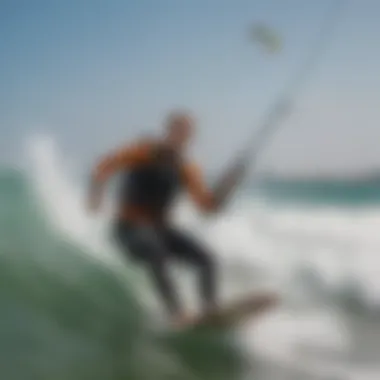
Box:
[87,111,244,327]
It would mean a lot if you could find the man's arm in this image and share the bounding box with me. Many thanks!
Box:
[182,164,218,213]
[210,157,247,210]
[87,140,151,213]
[183,161,246,214]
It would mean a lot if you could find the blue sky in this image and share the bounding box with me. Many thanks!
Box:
[1,0,380,175]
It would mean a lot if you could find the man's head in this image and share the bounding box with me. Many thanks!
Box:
[164,111,195,149]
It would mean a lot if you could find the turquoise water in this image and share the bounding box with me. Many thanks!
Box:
[0,171,245,380]
[254,178,380,206]
[2,164,380,380]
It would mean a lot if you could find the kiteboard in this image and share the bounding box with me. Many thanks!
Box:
[182,291,278,330]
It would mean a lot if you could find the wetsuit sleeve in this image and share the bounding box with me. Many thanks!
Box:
[182,163,216,212]
[92,141,151,183]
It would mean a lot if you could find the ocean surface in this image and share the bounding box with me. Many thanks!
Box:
[1,135,380,380]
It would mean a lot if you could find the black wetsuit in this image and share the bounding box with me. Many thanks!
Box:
[112,146,216,315]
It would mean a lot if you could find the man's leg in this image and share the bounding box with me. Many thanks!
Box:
[113,221,182,317]
[163,227,217,313]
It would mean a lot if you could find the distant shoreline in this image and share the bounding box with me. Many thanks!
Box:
[255,171,380,184]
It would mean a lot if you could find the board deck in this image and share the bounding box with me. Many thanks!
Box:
[183,291,278,330]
